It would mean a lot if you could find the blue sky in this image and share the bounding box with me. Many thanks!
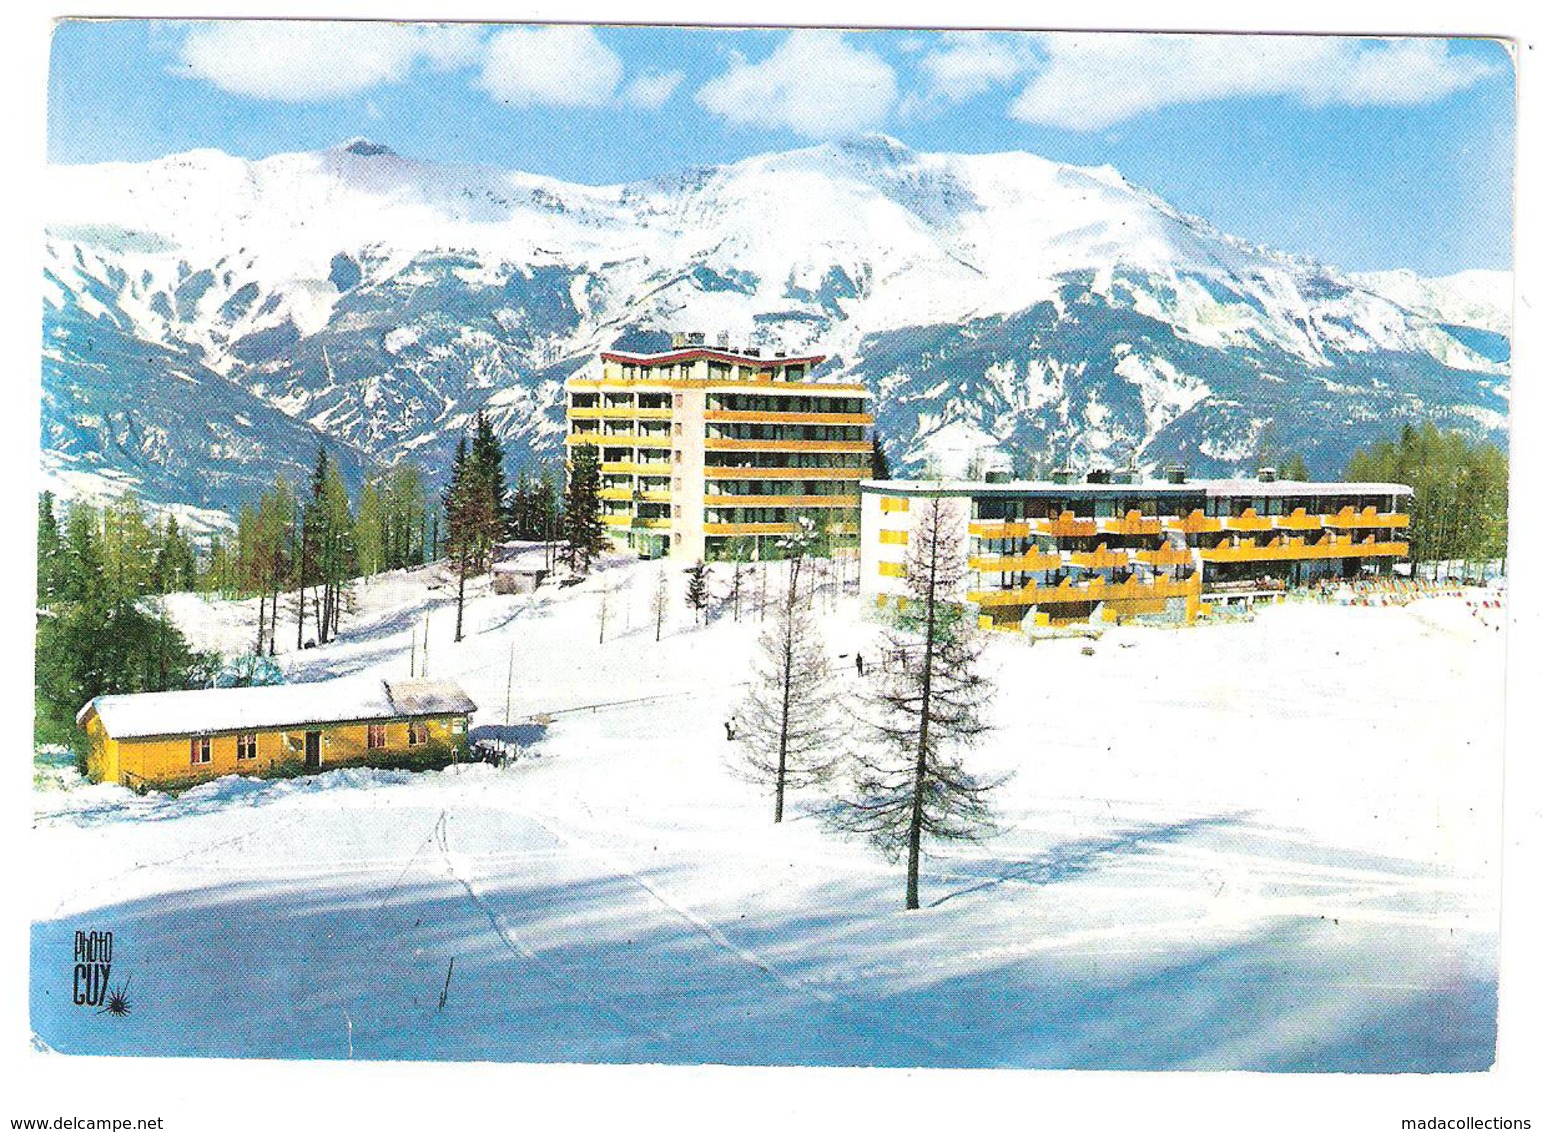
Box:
[47,21,1514,276]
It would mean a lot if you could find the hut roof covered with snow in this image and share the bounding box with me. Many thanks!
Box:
[77,676,477,740]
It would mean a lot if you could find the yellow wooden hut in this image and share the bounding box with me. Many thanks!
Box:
[76,677,477,791]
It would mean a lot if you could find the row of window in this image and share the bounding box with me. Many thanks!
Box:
[705,452,868,469]
[705,394,865,415]
[704,480,856,496]
[188,723,429,765]
[970,495,1405,521]
[706,423,866,442]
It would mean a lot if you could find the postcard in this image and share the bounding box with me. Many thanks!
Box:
[23,12,1524,1113]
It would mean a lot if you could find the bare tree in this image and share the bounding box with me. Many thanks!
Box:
[732,569,839,823]
[650,569,669,642]
[824,497,1000,910]
[596,577,613,644]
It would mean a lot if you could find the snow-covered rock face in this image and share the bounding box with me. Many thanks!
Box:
[42,135,1510,515]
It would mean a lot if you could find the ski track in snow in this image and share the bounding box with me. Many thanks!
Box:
[433,808,670,1041]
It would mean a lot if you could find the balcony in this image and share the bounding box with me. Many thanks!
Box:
[968,573,1200,608]
[1099,511,1163,537]
[705,466,867,480]
[968,547,1061,573]
[703,410,874,425]
[1221,508,1275,533]
[1042,512,1098,539]
[1200,535,1410,563]
[702,522,801,536]
[1136,542,1194,567]
[1324,506,1411,530]
[702,494,859,508]
[703,438,873,454]
[1169,510,1223,535]
[1275,508,1324,532]
[1068,544,1135,570]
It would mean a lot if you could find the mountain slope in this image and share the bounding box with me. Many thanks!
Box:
[41,136,1511,515]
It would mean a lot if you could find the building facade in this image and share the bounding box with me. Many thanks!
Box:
[77,677,477,791]
[860,470,1412,628]
[566,337,873,560]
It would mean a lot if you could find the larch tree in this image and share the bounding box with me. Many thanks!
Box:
[732,561,839,824]
[824,496,1001,911]
[649,569,669,642]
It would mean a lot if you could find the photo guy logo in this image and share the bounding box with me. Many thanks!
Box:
[73,930,130,1015]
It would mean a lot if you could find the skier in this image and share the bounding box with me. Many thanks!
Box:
[855,652,865,678]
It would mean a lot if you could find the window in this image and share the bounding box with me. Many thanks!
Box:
[236,733,257,761]
[408,721,428,747]
[191,736,211,765]
[367,723,387,750]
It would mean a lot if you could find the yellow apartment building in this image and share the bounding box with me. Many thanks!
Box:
[566,335,873,560]
[860,467,1412,628]
[77,676,477,791]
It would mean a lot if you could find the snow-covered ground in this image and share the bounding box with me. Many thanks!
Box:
[30,559,1505,1070]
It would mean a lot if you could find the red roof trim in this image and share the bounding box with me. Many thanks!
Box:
[601,349,827,368]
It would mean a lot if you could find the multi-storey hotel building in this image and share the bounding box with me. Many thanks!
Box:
[860,469,1413,627]
[566,337,873,560]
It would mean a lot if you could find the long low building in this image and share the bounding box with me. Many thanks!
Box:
[77,677,477,790]
[860,470,1413,628]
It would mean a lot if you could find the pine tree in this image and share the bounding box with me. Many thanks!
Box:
[1278,452,1311,481]
[733,567,839,823]
[563,442,605,573]
[824,497,1000,911]
[443,435,475,643]
[684,561,711,624]
[469,411,510,562]
[37,493,63,608]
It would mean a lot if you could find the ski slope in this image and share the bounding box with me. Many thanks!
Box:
[29,559,1505,1069]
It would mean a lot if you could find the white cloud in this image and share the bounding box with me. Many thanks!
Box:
[696,30,898,139]
[178,22,481,102]
[918,33,1035,104]
[621,69,684,110]
[478,26,622,108]
[1010,34,1499,131]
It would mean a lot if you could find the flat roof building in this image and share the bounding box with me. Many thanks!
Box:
[566,338,873,560]
[860,471,1412,628]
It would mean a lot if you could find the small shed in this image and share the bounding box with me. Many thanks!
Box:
[76,676,478,791]
[492,547,553,594]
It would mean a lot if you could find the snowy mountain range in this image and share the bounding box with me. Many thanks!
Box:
[42,135,1511,522]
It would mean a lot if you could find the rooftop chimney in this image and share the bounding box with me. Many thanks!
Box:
[1085,468,1111,485]
[1051,468,1075,485]
[1257,466,1278,483]
[1166,465,1188,484]
[984,470,1010,484]
[1112,466,1140,484]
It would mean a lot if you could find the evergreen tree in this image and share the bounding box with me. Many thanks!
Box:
[1344,422,1508,570]
[469,411,509,554]
[732,566,839,823]
[443,435,475,643]
[563,443,606,573]
[685,561,711,624]
[824,497,1000,910]
[1278,452,1311,481]
[36,493,63,608]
